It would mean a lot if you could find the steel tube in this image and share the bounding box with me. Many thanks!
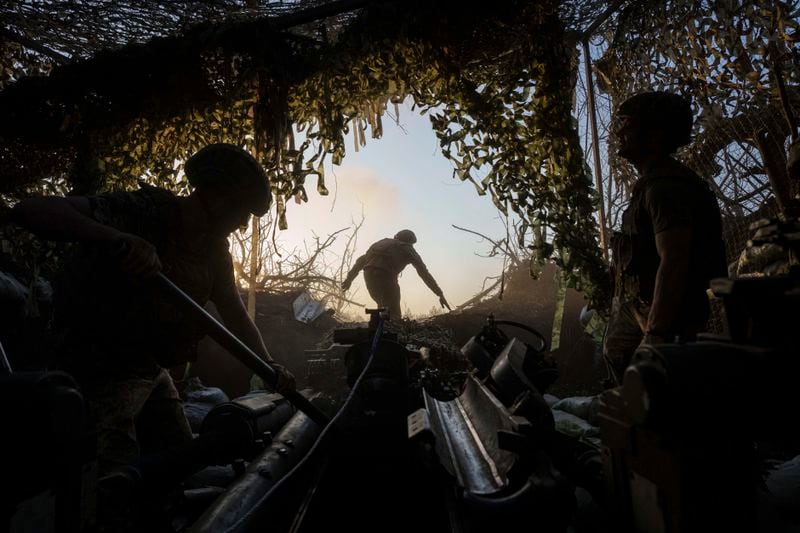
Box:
[189,411,321,533]
[155,272,329,426]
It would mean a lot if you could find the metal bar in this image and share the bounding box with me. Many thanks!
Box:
[769,42,798,142]
[287,454,329,533]
[0,27,71,62]
[582,38,609,261]
[754,129,793,216]
[0,339,12,374]
[269,0,374,31]
[580,0,629,40]
[154,273,329,426]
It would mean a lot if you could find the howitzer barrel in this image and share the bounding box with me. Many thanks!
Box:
[190,410,321,533]
[0,338,11,374]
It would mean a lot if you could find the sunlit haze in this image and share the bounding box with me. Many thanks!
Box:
[276,102,507,318]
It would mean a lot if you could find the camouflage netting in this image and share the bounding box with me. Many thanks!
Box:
[3,0,797,308]
[587,0,800,265]
[0,0,612,306]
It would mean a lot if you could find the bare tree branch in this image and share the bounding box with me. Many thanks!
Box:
[231,209,366,316]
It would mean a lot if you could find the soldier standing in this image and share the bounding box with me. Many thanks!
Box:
[342,230,450,320]
[604,92,727,384]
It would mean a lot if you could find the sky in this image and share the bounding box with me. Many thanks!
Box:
[274,101,508,318]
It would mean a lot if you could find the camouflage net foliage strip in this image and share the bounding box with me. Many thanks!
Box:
[286,3,607,304]
[0,1,609,305]
[596,0,800,195]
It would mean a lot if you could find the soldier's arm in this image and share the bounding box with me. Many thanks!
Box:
[10,196,120,243]
[211,256,272,361]
[9,196,160,277]
[342,253,368,289]
[644,179,693,337]
[648,227,692,336]
[211,253,295,392]
[408,249,444,297]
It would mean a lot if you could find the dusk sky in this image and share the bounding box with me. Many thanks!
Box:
[276,101,508,318]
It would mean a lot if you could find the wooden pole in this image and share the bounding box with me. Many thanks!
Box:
[247,213,260,319]
[582,38,609,261]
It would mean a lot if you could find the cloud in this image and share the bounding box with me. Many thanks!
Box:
[337,165,401,220]
[276,165,403,264]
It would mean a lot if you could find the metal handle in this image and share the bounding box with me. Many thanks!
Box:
[154,273,329,427]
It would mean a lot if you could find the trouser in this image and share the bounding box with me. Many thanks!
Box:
[363,267,402,320]
[602,298,648,387]
[84,362,193,475]
[602,296,706,387]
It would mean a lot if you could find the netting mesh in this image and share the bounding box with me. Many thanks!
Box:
[582,102,794,332]
[574,0,799,332]
[0,1,351,90]
[1,0,797,309]
[599,98,797,267]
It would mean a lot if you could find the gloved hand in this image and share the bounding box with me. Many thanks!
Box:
[439,295,452,311]
[342,279,352,291]
[269,361,296,395]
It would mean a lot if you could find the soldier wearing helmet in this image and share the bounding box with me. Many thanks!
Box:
[7,143,295,474]
[604,92,726,385]
[342,230,450,320]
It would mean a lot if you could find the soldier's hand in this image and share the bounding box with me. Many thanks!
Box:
[270,362,296,395]
[439,295,452,311]
[341,279,352,291]
[114,232,162,278]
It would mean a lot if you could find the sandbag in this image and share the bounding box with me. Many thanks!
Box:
[543,393,560,407]
[182,377,229,432]
[767,455,800,515]
[552,409,599,440]
[552,395,600,424]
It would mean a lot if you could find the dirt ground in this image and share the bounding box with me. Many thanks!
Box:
[193,263,603,400]
[427,262,604,398]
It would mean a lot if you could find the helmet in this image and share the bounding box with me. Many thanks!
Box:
[185,143,271,216]
[394,229,417,244]
[617,91,693,152]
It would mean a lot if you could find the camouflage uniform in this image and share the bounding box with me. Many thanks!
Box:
[344,237,443,320]
[604,157,726,383]
[54,184,236,474]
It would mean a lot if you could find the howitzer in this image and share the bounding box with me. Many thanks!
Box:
[6,307,592,533]
[177,312,577,533]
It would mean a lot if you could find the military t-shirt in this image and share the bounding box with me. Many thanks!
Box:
[618,156,726,330]
[361,238,442,296]
[54,184,234,377]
